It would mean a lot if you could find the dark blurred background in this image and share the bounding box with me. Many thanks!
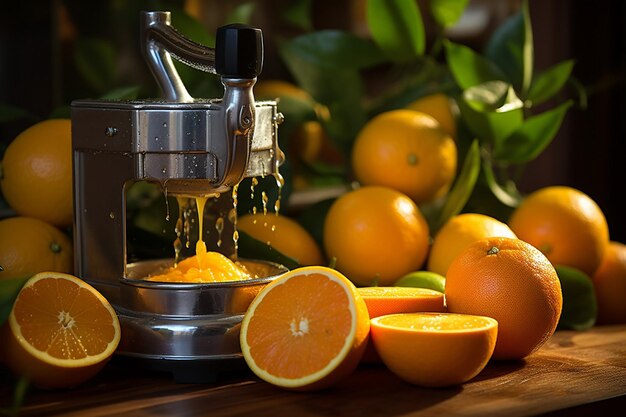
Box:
[1,0,625,242]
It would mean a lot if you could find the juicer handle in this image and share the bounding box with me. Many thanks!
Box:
[140,11,265,189]
[140,12,263,99]
[215,24,264,188]
[215,24,263,79]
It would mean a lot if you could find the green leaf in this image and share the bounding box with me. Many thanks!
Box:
[0,276,30,326]
[0,104,37,124]
[75,38,116,93]
[366,0,425,61]
[481,154,523,208]
[430,0,470,28]
[458,81,524,145]
[520,0,534,97]
[527,60,574,106]
[100,86,141,101]
[282,0,313,31]
[279,31,385,70]
[428,139,480,233]
[237,230,301,271]
[296,197,336,250]
[175,7,214,47]
[444,40,506,89]
[484,11,524,88]
[494,101,572,164]
[568,75,588,110]
[48,106,71,119]
[555,265,597,331]
[169,6,216,94]
[463,80,523,112]
[279,36,368,153]
[0,376,29,417]
[226,2,255,24]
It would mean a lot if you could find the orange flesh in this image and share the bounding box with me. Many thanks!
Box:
[245,273,352,379]
[147,251,251,283]
[146,195,251,283]
[13,278,117,360]
[376,313,495,332]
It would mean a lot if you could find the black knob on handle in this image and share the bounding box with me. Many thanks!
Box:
[215,24,263,78]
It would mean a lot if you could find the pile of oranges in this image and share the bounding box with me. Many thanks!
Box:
[1,88,625,393]
[0,119,74,280]
[239,86,625,391]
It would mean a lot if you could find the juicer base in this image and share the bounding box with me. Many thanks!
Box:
[112,353,251,384]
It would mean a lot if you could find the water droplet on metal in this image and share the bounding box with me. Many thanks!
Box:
[105,127,117,137]
[274,112,285,125]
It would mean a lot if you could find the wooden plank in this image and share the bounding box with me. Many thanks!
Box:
[6,325,626,417]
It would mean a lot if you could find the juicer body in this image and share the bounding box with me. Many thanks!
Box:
[69,11,286,380]
[71,98,281,302]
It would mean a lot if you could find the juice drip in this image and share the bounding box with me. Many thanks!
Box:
[183,200,192,249]
[163,186,170,221]
[173,196,189,267]
[232,184,240,256]
[250,177,258,200]
[261,191,269,215]
[195,196,208,260]
[215,216,224,248]
[273,172,285,215]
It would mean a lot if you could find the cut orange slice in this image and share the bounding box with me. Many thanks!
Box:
[240,266,370,391]
[4,272,121,388]
[357,286,445,363]
[371,313,498,387]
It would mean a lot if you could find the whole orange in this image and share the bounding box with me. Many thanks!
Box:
[592,241,626,324]
[238,213,325,266]
[351,109,457,205]
[445,237,562,360]
[427,213,517,276]
[323,186,430,286]
[508,186,609,276]
[0,119,73,227]
[0,216,73,280]
[406,93,457,138]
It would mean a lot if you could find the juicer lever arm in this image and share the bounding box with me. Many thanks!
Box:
[142,11,212,102]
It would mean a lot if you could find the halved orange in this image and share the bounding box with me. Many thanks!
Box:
[357,286,445,318]
[240,266,370,391]
[357,286,446,363]
[4,272,121,388]
[371,313,498,387]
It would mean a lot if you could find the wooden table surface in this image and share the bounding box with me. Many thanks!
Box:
[2,325,625,417]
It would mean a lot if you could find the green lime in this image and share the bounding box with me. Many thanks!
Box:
[555,265,598,331]
[394,271,446,293]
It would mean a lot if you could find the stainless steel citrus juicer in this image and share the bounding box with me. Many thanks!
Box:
[71,11,286,382]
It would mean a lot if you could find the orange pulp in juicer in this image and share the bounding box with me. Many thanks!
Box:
[146,196,252,283]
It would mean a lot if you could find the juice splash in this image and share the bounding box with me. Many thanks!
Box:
[147,194,251,283]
